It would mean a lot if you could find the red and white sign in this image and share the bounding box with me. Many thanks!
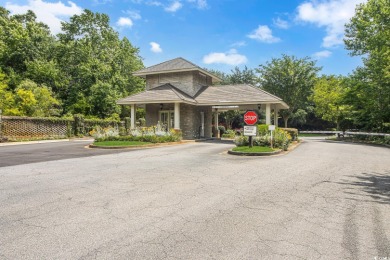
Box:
[244,111,258,125]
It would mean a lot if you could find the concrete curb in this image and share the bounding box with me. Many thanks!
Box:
[89,141,191,149]
[228,149,282,156]
[227,140,302,157]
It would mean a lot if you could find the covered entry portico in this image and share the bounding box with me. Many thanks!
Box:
[117,57,289,139]
[119,84,288,140]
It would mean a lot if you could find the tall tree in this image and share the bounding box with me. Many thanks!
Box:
[311,75,351,130]
[56,9,144,117]
[256,54,321,127]
[344,0,390,131]
[228,66,257,85]
[0,8,56,89]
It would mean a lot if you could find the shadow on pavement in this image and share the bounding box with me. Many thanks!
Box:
[196,139,235,145]
[337,171,390,205]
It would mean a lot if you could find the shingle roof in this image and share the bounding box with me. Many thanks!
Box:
[195,84,283,104]
[117,84,196,105]
[118,84,289,109]
[133,57,221,82]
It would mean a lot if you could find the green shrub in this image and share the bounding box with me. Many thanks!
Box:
[94,128,182,143]
[279,128,298,141]
[234,135,249,146]
[218,126,226,135]
[274,129,291,150]
[222,129,235,138]
[257,124,269,136]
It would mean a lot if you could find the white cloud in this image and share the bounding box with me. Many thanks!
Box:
[125,10,142,20]
[147,1,163,6]
[273,17,289,29]
[312,50,332,59]
[203,49,247,65]
[116,17,133,27]
[165,1,182,12]
[231,41,246,48]
[296,0,366,48]
[187,0,207,9]
[5,0,83,35]
[150,42,162,53]
[92,0,112,4]
[247,25,280,43]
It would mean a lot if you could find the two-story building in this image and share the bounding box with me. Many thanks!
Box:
[117,57,288,139]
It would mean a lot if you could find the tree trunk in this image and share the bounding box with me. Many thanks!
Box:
[283,116,289,128]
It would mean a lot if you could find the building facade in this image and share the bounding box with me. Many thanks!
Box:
[118,57,289,140]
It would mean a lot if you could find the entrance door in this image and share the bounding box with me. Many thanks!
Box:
[159,111,174,130]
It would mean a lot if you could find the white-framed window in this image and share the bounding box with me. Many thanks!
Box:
[159,110,174,130]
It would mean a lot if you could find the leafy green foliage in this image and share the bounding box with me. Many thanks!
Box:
[311,75,351,130]
[0,7,144,119]
[256,54,321,127]
[344,0,390,131]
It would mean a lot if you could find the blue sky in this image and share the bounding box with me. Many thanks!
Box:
[2,0,366,75]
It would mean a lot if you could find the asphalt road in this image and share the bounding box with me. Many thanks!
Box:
[0,138,389,259]
[0,140,136,167]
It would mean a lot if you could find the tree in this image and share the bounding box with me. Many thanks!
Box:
[228,66,257,85]
[57,10,144,118]
[256,54,321,127]
[13,80,60,117]
[311,75,351,130]
[0,70,16,115]
[344,0,390,131]
[0,8,56,89]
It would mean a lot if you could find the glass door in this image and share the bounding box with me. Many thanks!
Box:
[159,111,174,130]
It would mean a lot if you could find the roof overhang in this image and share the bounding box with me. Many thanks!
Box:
[133,68,222,83]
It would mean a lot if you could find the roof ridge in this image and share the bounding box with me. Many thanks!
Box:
[167,83,198,103]
[144,57,193,71]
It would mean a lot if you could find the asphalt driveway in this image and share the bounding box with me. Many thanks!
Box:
[0,138,389,259]
[0,140,138,167]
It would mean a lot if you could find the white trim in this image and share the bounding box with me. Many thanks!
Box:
[266,104,271,125]
[174,103,180,130]
[130,104,135,129]
[159,110,174,130]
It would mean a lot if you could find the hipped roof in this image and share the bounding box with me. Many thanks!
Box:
[118,84,289,109]
[133,57,222,83]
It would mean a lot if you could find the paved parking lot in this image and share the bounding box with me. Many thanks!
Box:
[0,138,389,259]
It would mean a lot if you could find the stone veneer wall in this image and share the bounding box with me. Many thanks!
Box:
[145,71,212,97]
[145,103,213,140]
[145,104,159,126]
[180,104,212,140]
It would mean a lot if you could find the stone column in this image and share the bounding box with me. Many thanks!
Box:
[174,103,180,130]
[266,104,271,125]
[130,104,135,129]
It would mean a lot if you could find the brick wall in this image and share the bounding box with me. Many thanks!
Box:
[0,116,72,140]
[0,116,121,141]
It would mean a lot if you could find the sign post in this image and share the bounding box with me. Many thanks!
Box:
[269,125,275,149]
[243,111,258,148]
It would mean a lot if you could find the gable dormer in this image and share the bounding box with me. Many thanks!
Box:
[133,57,221,97]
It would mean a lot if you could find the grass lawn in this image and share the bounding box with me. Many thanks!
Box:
[93,141,152,147]
[232,146,277,153]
